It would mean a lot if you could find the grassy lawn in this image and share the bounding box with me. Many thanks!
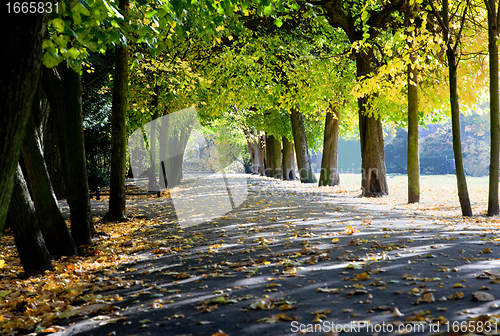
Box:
[318,173,491,217]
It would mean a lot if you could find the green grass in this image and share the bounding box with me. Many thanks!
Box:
[313,173,490,215]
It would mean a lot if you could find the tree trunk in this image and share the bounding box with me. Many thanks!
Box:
[247,139,260,174]
[8,166,53,273]
[243,128,261,174]
[42,65,94,245]
[107,0,129,221]
[357,52,389,196]
[487,0,500,216]
[159,113,169,189]
[41,70,67,199]
[60,65,95,244]
[290,108,317,183]
[148,86,160,192]
[265,134,282,179]
[443,0,472,216]
[319,106,340,186]
[0,10,44,237]
[257,134,266,176]
[407,6,420,204]
[282,136,296,180]
[159,115,192,188]
[22,115,76,256]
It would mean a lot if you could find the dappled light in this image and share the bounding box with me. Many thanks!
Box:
[2,177,500,335]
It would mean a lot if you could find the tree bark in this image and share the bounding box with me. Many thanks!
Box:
[319,106,340,186]
[443,0,472,216]
[60,65,95,244]
[107,0,129,221]
[407,6,420,204]
[42,65,94,245]
[41,70,67,199]
[8,166,53,273]
[487,0,500,216]
[290,108,317,183]
[0,10,44,236]
[257,134,266,176]
[159,115,192,188]
[357,53,389,196]
[22,115,76,256]
[247,139,260,174]
[148,86,160,193]
[282,136,296,180]
[265,134,282,179]
[243,128,261,174]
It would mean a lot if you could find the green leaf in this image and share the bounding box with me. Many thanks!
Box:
[42,50,62,68]
[68,47,80,59]
[274,17,283,27]
[263,5,273,16]
[146,10,157,19]
[52,18,65,33]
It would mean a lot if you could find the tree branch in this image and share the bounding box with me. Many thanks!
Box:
[428,1,448,35]
[453,0,468,52]
[496,0,500,30]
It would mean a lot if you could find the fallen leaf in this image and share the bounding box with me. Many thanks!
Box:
[471,291,495,302]
[393,307,404,317]
[316,287,341,294]
[356,272,371,281]
[417,293,435,303]
[250,298,275,310]
[39,326,66,334]
[258,313,300,323]
[212,330,230,336]
[446,292,464,300]
[345,225,359,235]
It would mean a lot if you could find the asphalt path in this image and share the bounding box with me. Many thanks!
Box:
[57,177,500,336]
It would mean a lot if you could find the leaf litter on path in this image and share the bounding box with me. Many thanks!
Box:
[2,176,500,335]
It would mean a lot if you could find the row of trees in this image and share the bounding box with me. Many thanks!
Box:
[2,0,500,274]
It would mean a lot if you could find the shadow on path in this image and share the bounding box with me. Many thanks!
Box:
[57,178,500,336]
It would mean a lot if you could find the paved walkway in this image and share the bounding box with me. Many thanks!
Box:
[58,177,500,336]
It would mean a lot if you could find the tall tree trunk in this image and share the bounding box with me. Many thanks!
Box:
[243,128,261,174]
[290,108,317,183]
[159,113,169,189]
[159,115,192,188]
[8,166,53,273]
[0,10,44,236]
[487,0,500,216]
[407,6,420,204]
[148,86,160,192]
[357,52,389,196]
[443,0,472,216]
[60,65,95,244]
[247,139,260,174]
[42,83,66,199]
[257,134,266,176]
[265,134,282,179]
[319,106,340,186]
[282,136,296,180]
[107,0,129,221]
[22,115,76,256]
[43,65,94,245]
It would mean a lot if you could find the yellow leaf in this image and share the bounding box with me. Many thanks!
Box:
[356,272,371,281]
[345,225,359,235]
